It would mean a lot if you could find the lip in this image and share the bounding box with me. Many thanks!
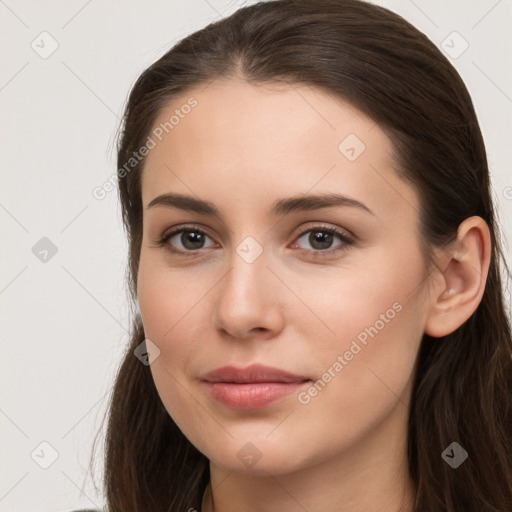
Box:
[201,363,310,384]
[201,364,311,410]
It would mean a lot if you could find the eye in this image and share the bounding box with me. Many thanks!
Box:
[154,223,355,258]
[157,226,216,255]
[291,224,354,258]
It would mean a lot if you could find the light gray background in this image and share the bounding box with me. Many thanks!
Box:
[1,1,511,511]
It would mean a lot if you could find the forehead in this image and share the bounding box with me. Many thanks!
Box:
[140,79,419,221]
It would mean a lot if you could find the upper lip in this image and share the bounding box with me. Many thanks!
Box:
[201,363,310,384]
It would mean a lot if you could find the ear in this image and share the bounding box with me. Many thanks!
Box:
[424,216,492,338]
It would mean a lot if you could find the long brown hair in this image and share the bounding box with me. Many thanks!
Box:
[92,1,512,510]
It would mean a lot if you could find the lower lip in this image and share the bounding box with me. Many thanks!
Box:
[204,381,310,410]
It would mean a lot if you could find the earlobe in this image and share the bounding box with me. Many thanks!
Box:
[424,216,491,338]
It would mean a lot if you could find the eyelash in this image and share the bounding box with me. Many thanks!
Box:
[154,223,355,260]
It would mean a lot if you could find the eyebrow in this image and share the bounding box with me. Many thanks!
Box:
[146,192,374,217]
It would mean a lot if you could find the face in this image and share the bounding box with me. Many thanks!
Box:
[137,79,432,475]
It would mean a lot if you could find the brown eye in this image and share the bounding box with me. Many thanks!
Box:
[158,226,217,255]
[298,230,337,250]
[292,225,354,258]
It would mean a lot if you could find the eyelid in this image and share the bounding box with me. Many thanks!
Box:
[292,222,355,244]
[155,222,355,258]
[289,223,355,257]
[157,224,218,256]
[160,223,216,242]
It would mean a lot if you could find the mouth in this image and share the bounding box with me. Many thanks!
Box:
[201,363,312,410]
[201,363,310,384]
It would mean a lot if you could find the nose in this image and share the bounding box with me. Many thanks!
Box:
[212,242,285,341]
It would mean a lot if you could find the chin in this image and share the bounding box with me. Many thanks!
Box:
[198,434,317,476]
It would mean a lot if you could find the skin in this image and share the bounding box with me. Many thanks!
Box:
[136,79,491,512]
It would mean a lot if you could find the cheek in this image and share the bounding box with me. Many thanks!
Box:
[136,251,220,376]
[137,258,211,433]
[294,250,426,437]
[137,252,206,342]
[137,260,195,385]
[298,303,422,454]
[290,240,426,352]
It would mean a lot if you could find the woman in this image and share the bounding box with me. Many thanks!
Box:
[89,0,512,510]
